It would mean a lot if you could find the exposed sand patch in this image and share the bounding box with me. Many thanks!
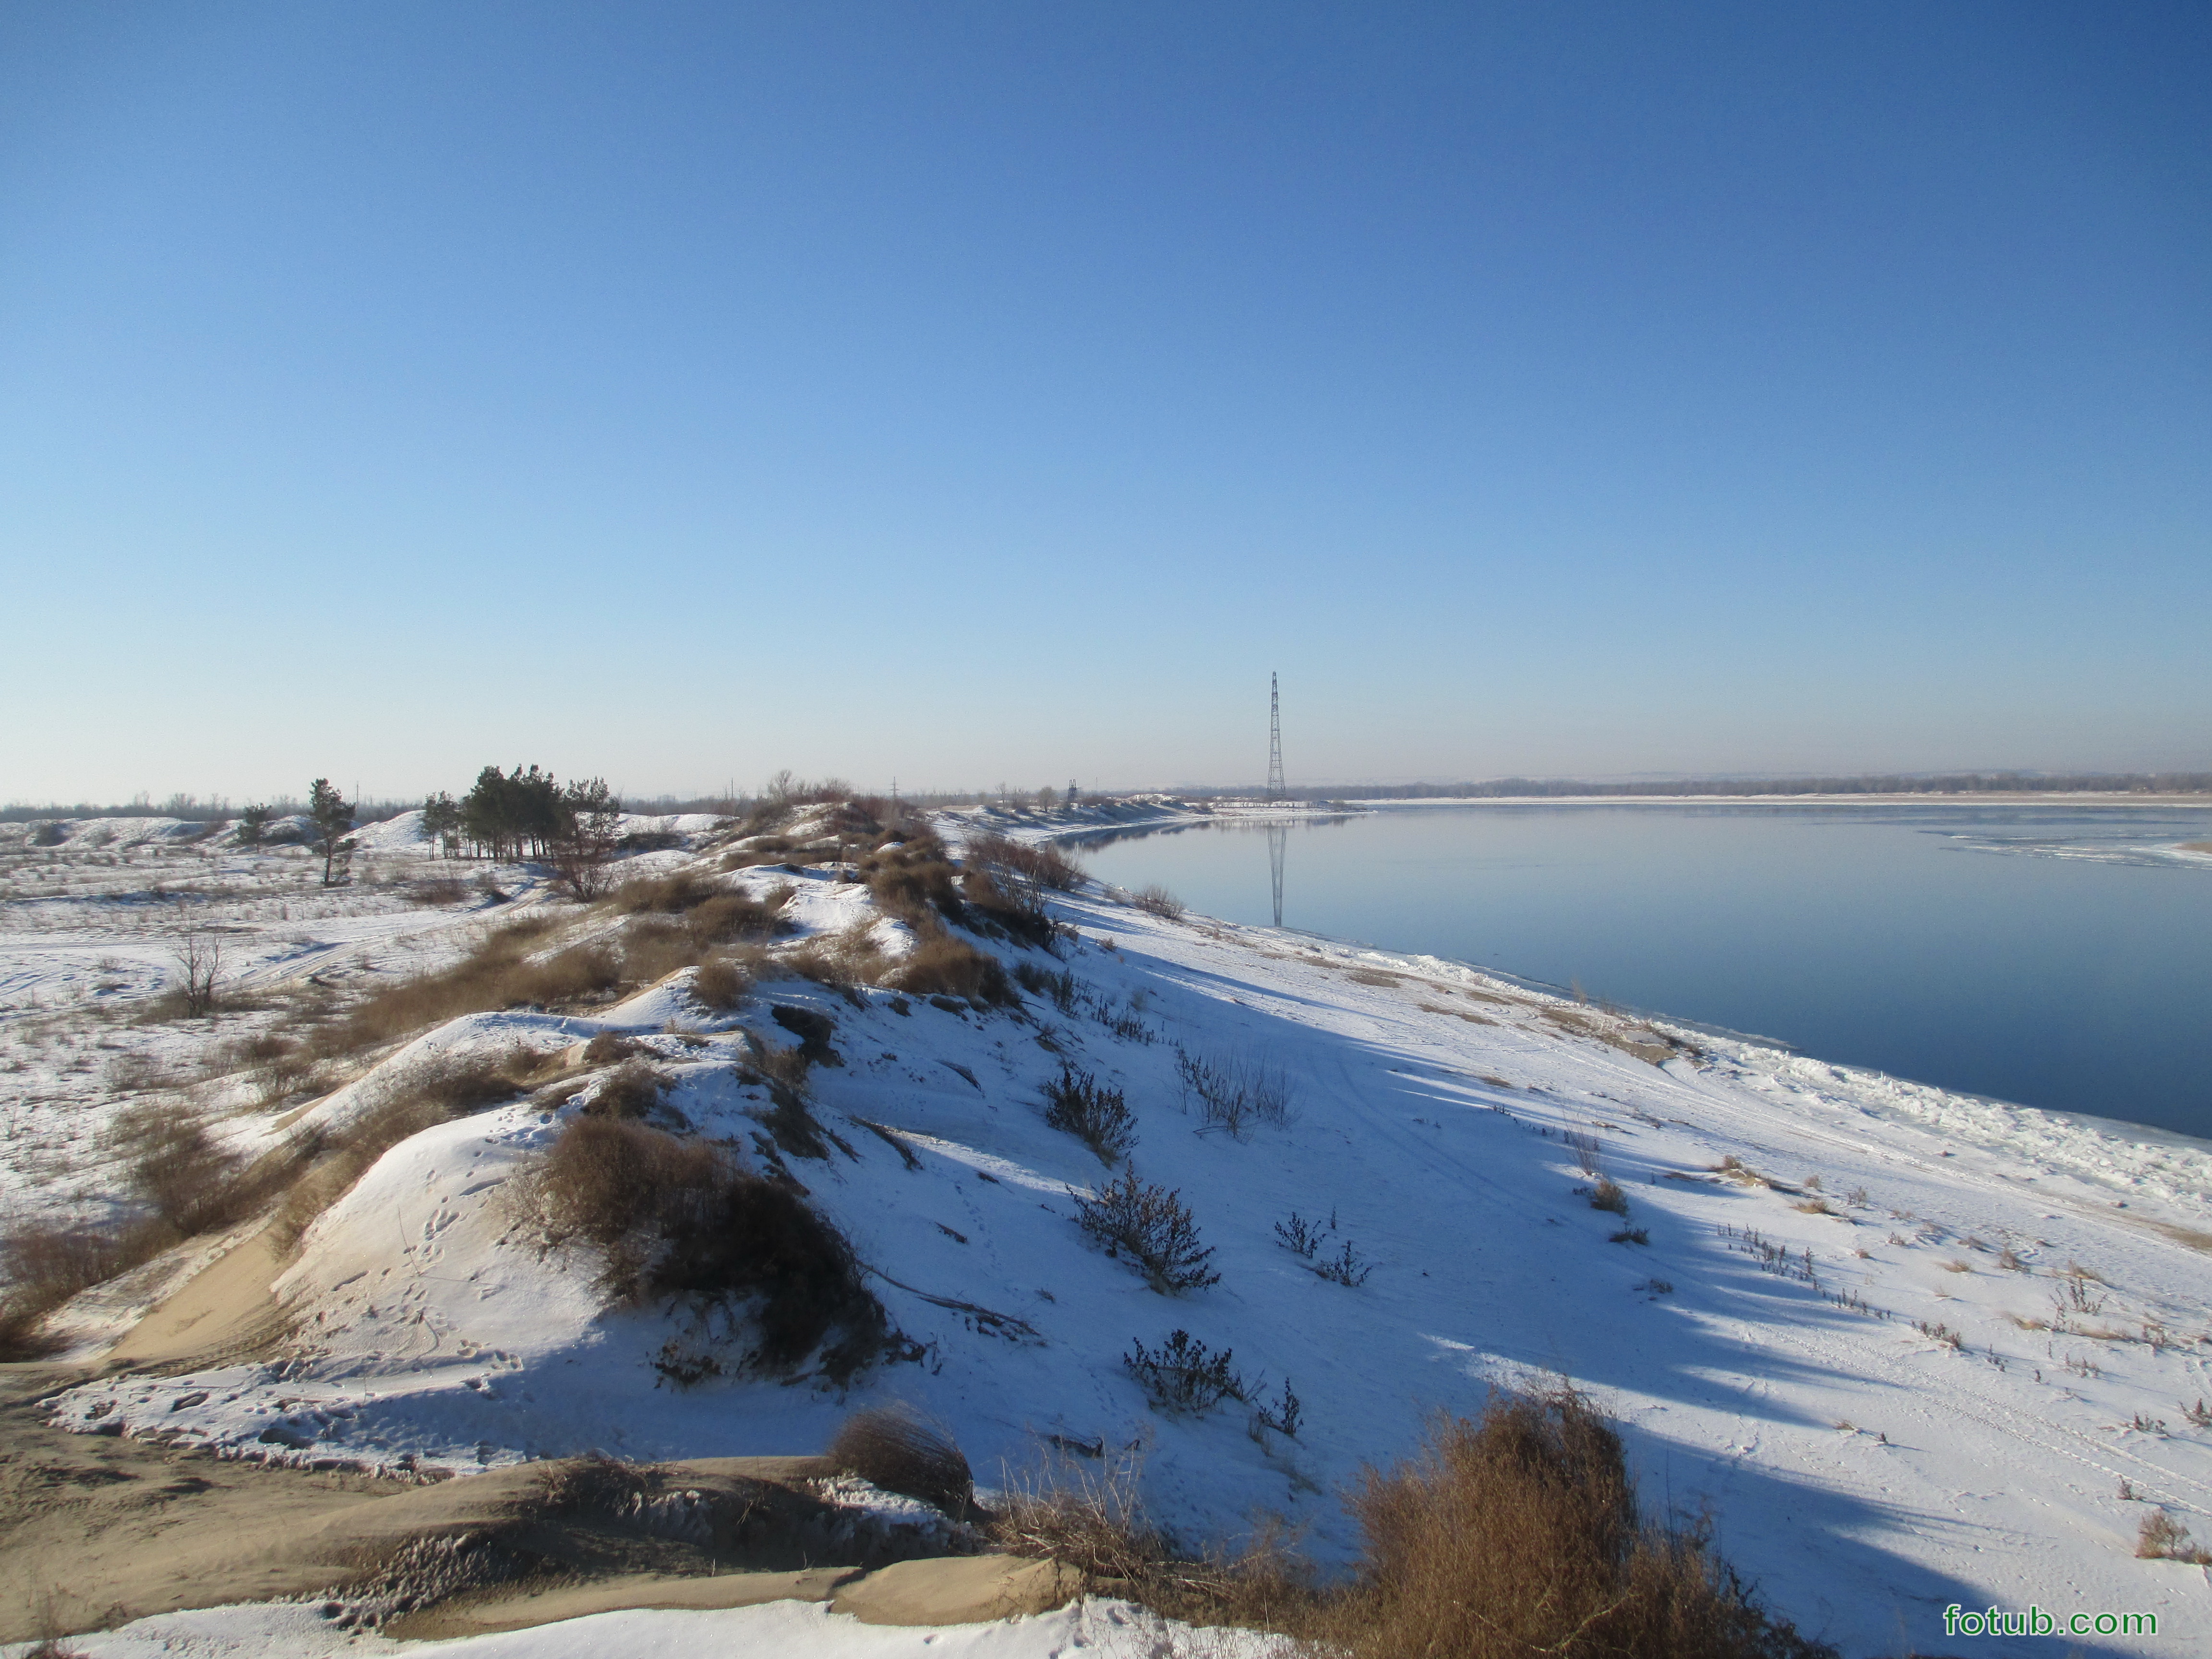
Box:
[830,1554,1082,1625]
[99,1219,289,1370]
[0,1349,963,1649]
[389,1566,855,1638]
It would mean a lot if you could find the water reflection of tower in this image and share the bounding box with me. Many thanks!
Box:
[1268,821,1286,927]
[1267,673,1286,925]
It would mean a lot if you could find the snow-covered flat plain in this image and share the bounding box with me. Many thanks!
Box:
[6,804,2211,1656]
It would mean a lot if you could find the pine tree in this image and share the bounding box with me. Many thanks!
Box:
[308,778,355,887]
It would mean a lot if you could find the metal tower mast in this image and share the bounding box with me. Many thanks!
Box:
[1266,673,1285,800]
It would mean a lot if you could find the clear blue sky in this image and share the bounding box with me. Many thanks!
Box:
[3,2,2206,803]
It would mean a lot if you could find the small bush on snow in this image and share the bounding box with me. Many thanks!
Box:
[1043,1064,1137,1163]
[1071,1171,1219,1293]
[1125,1329,1248,1413]
[828,1403,974,1516]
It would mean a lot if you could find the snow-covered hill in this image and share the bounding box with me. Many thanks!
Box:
[12,806,2212,1655]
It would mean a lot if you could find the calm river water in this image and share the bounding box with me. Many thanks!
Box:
[1077,803,2212,1140]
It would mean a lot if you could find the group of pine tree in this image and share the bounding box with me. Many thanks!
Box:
[419,766,619,862]
[227,767,620,889]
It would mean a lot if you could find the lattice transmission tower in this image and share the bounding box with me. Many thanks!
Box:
[1266,672,1285,800]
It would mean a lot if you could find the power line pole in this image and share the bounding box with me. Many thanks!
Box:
[1267,672,1285,801]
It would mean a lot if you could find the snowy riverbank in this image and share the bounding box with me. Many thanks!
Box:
[6,805,2211,1656]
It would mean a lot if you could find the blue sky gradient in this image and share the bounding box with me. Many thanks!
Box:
[2,2,2206,801]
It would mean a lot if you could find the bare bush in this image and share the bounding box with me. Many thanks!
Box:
[990,1454,1313,1632]
[1013,961,1082,1013]
[959,862,1057,948]
[859,833,964,926]
[1072,1171,1219,1293]
[584,1032,644,1065]
[1314,1238,1374,1287]
[753,1039,814,1096]
[1338,1389,1835,1659]
[1131,885,1185,920]
[0,1223,139,1357]
[968,831,1085,893]
[1125,1328,1248,1413]
[1274,1211,1327,1259]
[1044,1064,1137,1163]
[406,876,471,907]
[788,924,893,994]
[1564,1128,1603,1177]
[111,1104,253,1235]
[3,1102,321,1355]
[1589,1178,1630,1216]
[1176,1048,1295,1139]
[172,930,224,1018]
[828,1403,974,1515]
[2138,1510,2212,1564]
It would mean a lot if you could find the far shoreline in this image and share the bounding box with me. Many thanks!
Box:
[1345,791,2212,807]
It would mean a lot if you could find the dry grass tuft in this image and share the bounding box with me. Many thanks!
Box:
[828,1403,974,1516]
[989,1453,1311,1631]
[1589,1178,1630,1216]
[887,933,1014,1006]
[692,954,756,1011]
[308,917,618,1058]
[1334,1390,1834,1659]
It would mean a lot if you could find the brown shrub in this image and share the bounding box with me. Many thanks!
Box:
[753,1039,814,1095]
[828,1403,974,1516]
[514,1117,884,1375]
[787,925,892,994]
[693,955,755,1011]
[958,865,1056,948]
[861,855,958,931]
[967,831,1085,893]
[2138,1510,2212,1563]
[406,876,472,907]
[620,917,699,986]
[580,1059,672,1120]
[0,1223,141,1357]
[1336,1390,1831,1659]
[615,870,719,913]
[886,934,1013,1005]
[686,888,788,945]
[110,1104,306,1238]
